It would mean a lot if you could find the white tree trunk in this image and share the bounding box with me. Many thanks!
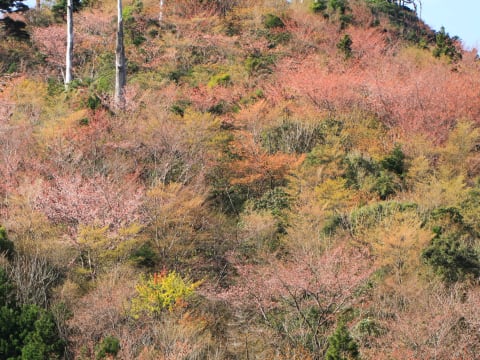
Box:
[65,0,73,86]
[115,0,126,109]
[159,0,164,23]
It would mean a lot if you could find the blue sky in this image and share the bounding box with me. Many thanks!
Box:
[418,0,480,49]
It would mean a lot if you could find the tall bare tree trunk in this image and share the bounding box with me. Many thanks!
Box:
[115,0,127,109]
[159,0,164,23]
[36,0,41,9]
[65,0,73,87]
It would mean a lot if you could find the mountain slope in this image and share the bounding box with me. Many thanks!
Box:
[1,0,480,358]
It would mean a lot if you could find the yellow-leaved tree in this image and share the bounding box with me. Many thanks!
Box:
[131,270,202,318]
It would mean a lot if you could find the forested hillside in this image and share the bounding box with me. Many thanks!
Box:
[1,0,480,358]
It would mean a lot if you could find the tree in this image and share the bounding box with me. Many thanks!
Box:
[0,0,27,12]
[0,268,64,359]
[325,322,360,360]
[433,26,462,62]
[65,0,73,86]
[115,0,126,109]
[130,270,201,318]
[52,0,81,19]
[337,34,352,59]
[0,226,14,260]
[159,0,164,23]
[422,228,480,283]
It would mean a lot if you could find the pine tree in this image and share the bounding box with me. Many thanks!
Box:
[325,322,360,360]
[0,0,27,12]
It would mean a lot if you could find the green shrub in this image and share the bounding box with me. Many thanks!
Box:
[0,226,14,260]
[325,322,360,360]
[329,0,348,14]
[130,242,158,268]
[245,51,275,75]
[123,2,146,47]
[170,100,191,117]
[0,268,64,359]
[373,170,400,200]
[422,229,480,283]
[253,187,290,216]
[47,77,64,97]
[343,154,377,189]
[167,66,192,83]
[433,26,462,62]
[208,100,229,115]
[322,215,344,235]
[87,94,101,110]
[311,0,327,13]
[337,34,353,59]
[263,14,285,29]
[343,145,407,198]
[92,53,115,93]
[207,73,231,88]
[355,318,382,337]
[96,336,121,359]
[381,145,406,177]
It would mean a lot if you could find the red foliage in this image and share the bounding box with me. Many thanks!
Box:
[225,130,304,193]
[268,26,480,141]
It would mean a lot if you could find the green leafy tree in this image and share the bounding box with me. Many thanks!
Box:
[325,322,360,360]
[0,268,64,359]
[422,228,480,283]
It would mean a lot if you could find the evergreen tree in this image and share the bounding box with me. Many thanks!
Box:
[0,0,27,12]
[325,322,360,360]
[0,268,64,359]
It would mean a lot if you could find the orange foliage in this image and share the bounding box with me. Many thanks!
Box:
[227,131,305,190]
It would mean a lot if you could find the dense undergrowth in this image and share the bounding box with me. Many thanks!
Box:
[1,0,480,358]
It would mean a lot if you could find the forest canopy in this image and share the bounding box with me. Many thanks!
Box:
[0,0,478,358]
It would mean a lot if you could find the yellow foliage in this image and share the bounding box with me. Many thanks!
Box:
[405,155,431,189]
[368,211,432,282]
[413,169,468,209]
[130,271,202,318]
[4,186,65,259]
[35,109,88,144]
[342,112,388,160]
[440,120,480,175]
[144,183,206,255]
[77,223,143,276]
[10,78,47,123]
[315,177,356,213]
